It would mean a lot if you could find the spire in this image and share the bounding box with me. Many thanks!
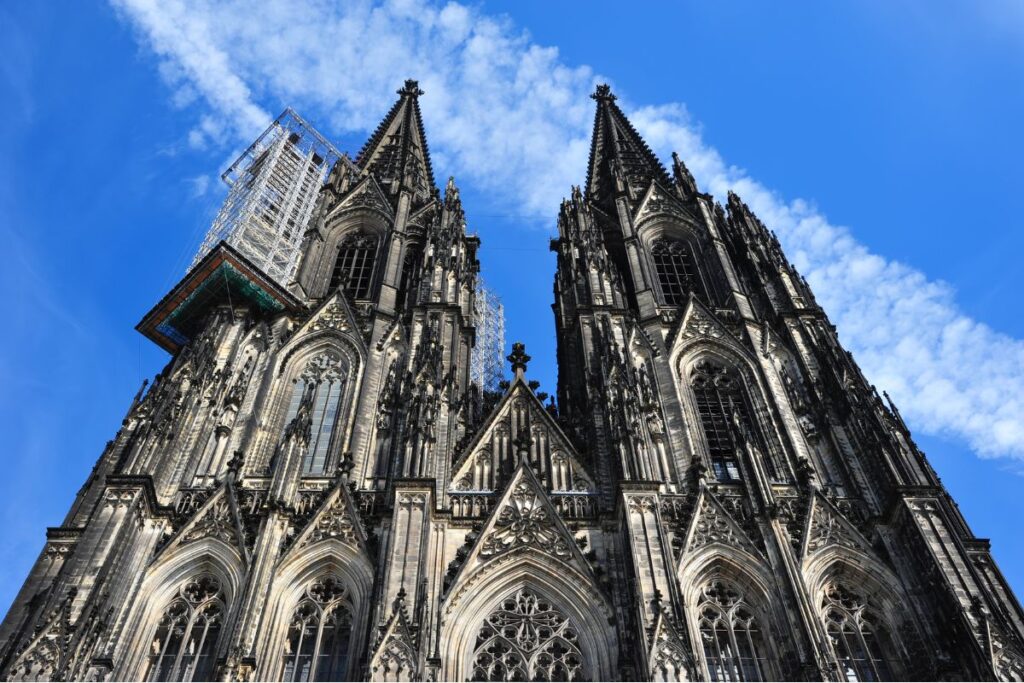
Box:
[355,79,437,203]
[585,83,671,206]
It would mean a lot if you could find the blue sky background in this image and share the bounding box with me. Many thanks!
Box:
[0,1,1022,615]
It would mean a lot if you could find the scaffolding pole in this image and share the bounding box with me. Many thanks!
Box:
[191,108,343,285]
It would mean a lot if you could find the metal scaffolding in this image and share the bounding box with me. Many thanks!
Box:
[471,280,507,391]
[191,108,342,285]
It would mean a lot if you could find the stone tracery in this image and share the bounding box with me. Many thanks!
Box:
[469,589,586,682]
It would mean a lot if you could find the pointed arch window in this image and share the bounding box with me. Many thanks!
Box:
[696,579,770,682]
[691,360,755,482]
[470,589,586,682]
[821,582,897,682]
[145,575,225,682]
[281,576,354,682]
[284,351,349,475]
[330,231,378,299]
[652,237,697,306]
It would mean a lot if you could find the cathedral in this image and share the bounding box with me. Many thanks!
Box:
[2,80,1023,682]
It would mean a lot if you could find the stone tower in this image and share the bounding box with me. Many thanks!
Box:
[0,81,1022,682]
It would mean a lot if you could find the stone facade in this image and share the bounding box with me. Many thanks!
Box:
[1,81,1023,682]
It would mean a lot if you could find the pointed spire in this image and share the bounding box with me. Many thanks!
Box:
[585,83,671,206]
[355,79,437,203]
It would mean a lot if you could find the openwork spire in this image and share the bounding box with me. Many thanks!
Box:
[355,79,437,202]
[585,83,671,205]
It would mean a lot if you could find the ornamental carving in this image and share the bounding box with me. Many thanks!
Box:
[299,494,359,548]
[687,495,750,554]
[309,302,351,333]
[470,590,585,682]
[681,309,725,341]
[479,482,571,560]
[182,497,241,548]
[805,501,863,555]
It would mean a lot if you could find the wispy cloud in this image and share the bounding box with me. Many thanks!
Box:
[109,0,1024,461]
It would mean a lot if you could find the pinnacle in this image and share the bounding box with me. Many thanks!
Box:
[591,83,617,102]
[398,78,424,99]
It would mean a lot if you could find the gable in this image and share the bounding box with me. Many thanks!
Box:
[801,492,873,559]
[447,463,598,594]
[633,181,697,227]
[682,487,762,560]
[328,175,394,220]
[157,483,249,563]
[448,378,594,495]
[279,482,369,565]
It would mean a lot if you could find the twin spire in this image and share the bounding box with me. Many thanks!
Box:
[586,83,673,206]
[350,80,693,210]
[354,79,437,204]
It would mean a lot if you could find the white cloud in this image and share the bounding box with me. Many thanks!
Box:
[110,0,1024,461]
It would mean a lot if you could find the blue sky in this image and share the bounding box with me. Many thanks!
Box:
[0,0,1022,615]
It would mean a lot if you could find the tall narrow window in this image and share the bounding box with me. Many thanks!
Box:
[397,247,422,311]
[821,582,896,682]
[146,575,225,682]
[330,231,378,299]
[691,360,754,482]
[470,589,586,682]
[281,577,353,682]
[284,352,348,475]
[697,579,771,682]
[652,238,697,306]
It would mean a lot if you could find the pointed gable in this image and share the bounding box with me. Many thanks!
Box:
[329,174,394,220]
[648,611,692,681]
[667,295,738,353]
[633,180,698,227]
[159,483,249,563]
[355,79,437,206]
[586,84,672,208]
[369,592,419,681]
[452,463,597,585]
[288,289,367,352]
[682,486,761,559]
[801,491,873,558]
[448,376,594,495]
[280,482,368,563]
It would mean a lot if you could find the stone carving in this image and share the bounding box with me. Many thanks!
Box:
[480,481,571,560]
[470,589,585,682]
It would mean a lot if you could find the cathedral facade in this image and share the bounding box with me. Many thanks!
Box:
[1,81,1023,682]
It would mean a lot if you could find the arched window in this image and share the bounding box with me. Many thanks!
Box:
[281,576,354,682]
[470,589,586,682]
[696,579,770,682]
[652,238,697,306]
[691,360,754,482]
[821,582,897,682]
[330,231,378,299]
[145,575,225,682]
[283,351,349,475]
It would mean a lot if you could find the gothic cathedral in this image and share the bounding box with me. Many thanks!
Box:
[2,82,1022,682]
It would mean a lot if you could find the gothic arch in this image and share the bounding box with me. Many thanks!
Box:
[804,552,917,679]
[306,209,390,300]
[636,218,710,305]
[258,541,375,681]
[260,332,365,475]
[115,537,245,680]
[678,554,786,682]
[673,343,790,483]
[441,557,616,682]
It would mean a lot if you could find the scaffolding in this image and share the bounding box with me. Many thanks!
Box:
[472,280,507,391]
[191,108,342,285]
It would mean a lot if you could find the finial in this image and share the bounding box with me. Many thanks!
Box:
[591,83,616,102]
[507,342,531,378]
[399,79,425,98]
